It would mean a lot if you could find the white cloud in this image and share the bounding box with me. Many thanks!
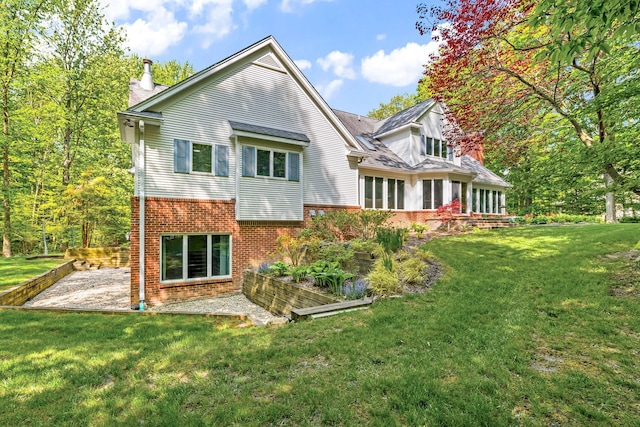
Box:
[361,41,439,87]
[294,59,312,70]
[123,8,188,56]
[243,0,267,10]
[192,0,236,48]
[316,79,343,100]
[317,51,357,79]
[281,0,334,13]
[376,34,386,41]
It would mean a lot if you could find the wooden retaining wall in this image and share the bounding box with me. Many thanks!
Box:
[243,271,339,316]
[65,247,130,268]
[0,260,76,306]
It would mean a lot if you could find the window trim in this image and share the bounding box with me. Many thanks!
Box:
[160,233,232,284]
[174,139,229,176]
[363,175,405,210]
[423,179,444,210]
[242,144,301,181]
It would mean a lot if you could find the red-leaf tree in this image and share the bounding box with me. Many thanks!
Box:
[417,0,640,221]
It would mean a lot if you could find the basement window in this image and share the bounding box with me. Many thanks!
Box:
[161,234,231,282]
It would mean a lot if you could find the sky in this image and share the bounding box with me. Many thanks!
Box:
[101,0,442,116]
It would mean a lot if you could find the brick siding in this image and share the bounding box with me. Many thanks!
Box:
[130,197,360,307]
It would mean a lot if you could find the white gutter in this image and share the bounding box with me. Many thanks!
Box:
[138,120,146,310]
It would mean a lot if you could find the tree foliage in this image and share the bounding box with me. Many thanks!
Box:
[417,0,640,219]
[368,93,422,120]
[0,0,194,255]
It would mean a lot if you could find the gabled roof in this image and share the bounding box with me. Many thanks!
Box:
[119,36,363,152]
[128,79,169,107]
[334,107,514,186]
[374,99,436,137]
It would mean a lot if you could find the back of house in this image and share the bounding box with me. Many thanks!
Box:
[118,36,509,307]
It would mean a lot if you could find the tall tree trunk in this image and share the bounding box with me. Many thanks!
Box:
[2,86,11,257]
[604,172,616,223]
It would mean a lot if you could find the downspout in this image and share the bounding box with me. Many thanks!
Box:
[138,120,146,310]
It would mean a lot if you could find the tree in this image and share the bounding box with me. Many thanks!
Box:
[0,0,50,256]
[368,93,422,120]
[417,0,640,221]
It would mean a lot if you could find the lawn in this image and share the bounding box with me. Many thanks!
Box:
[0,257,66,292]
[1,224,638,426]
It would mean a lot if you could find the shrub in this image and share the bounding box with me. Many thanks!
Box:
[275,233,305,266]
[367,258,400,297]
[376,227,405,252]
[399,257,426,285]
[267,261,290,277]
[410,222,428,236]
[436,199,462,230]
[356,210,395,240]
[619,216,640,223]
[319,242,355,272]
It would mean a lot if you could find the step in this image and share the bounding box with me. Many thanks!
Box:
[291,297,373,321]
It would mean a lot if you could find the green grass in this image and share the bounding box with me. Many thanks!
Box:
[1,224,639,425]
[0,257,66,292]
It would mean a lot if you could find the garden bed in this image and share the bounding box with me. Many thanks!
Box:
[243,271,339,316]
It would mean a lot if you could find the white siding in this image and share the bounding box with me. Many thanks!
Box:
[142,59,357,207]
[380,131,411,163]
[236,138,303,221]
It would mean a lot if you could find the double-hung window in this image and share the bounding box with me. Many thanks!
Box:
[174,139,229,176]
[161,234,231,282]
[242,146,300,181]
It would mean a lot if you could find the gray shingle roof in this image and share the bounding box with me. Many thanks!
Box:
[373,99,435,136]
[461,155,511,186]
[333,107,509,187]
[228,120,310,142]
[128,78,169,107]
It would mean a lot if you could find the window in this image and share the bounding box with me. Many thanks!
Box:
[451,181,467,213]
[426,137,433,156]
[162,234,231,282]
[387,179,405,210]
[364,176,404,210]
[423,179,444,209]
[242,146,300,180]
[174,139,228,176]
[192,143,212,173]
[472,188,478,212]
[256,149,270,176]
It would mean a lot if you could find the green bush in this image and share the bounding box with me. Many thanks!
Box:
[288,265,308,283]
[307,260,353,296]
[620,216,640,223]
[399,257,426,285]
[319,242,355,272]
[367,258,401,297]
[267,261,290,277]
[376,227,405,252]
[301,210,394,242]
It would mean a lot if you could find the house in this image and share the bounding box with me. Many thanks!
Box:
[118,36,509,308]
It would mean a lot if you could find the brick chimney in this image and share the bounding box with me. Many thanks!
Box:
[140,58,154,91]
[460,132,484,165]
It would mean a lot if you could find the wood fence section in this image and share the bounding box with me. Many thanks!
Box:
[65,247,130,268]
[0,260,76,306]
[243,271,338,316]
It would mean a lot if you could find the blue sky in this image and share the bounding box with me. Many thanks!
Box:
[102,0,442,116]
